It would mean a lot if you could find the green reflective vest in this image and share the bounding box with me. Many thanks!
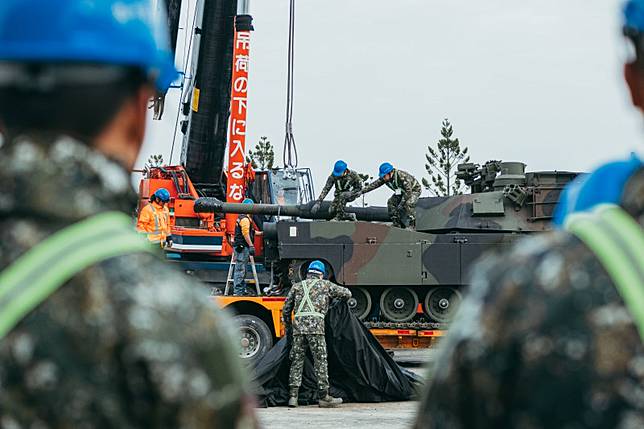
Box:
[0,212,155,340]
[564,204,644,341]
[295,281,325,319]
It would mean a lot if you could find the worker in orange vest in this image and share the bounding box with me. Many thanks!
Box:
[137,188,171,245]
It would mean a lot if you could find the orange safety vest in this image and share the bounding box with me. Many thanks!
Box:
[136,202,170,243]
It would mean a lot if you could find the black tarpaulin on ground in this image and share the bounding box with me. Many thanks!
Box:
[252,301,423,407]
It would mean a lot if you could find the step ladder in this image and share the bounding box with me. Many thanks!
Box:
[224,254,261,296]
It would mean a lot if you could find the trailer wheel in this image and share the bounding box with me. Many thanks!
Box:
[233,315,273,364]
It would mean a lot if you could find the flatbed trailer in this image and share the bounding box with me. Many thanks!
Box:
[213,295,445,362]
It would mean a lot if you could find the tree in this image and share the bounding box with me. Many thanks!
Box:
[422,119,470,196]
[247,136,275,169]
[142,154,164,176]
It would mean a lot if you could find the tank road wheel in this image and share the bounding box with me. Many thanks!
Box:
[379,287,419,323]
[424,287,462,323]
[287,259,308,283]
[347,287,372,320]
[233,315,273,364]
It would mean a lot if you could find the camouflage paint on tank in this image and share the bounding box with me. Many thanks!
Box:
[273,220,511,287]
[202,163,578,294]
[417,194,537,232]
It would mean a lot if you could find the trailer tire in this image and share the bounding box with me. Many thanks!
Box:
[234,315,273,364]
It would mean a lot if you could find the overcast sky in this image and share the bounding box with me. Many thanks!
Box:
[139,0,644,203]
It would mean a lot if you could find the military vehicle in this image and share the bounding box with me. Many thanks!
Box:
[195,161,578,327]
[140,1,578,360]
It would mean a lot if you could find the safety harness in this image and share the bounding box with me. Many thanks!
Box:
[385,171,400,192]
[295,280,325,319]
[565,204,644,341]
[0,212,155,340]
[335,172,351,192]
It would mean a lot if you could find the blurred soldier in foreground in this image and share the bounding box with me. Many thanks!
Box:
[0,1,255,427]
[415,2,643,428]
[282,261,352,408]
[137,187,171,245]
[312,160,364,221]
[358,162,421,229]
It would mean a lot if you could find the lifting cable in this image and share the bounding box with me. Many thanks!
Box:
[283,0,298,169]
[170,0,197,164]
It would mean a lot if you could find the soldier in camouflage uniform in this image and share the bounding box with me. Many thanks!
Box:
[0,1,255,427]
[359,162,422,229]
[312,160,364,221]
[282,260,352,408]
[414,3,644,427]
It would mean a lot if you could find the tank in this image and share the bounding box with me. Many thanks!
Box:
[195,161,579,328]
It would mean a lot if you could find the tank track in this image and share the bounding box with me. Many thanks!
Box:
[362,321,449,330]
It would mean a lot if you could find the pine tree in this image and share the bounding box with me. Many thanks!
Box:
[422,119,470,196]
[247,136,275,170]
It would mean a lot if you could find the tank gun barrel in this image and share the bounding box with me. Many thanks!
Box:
[194,198,391,222]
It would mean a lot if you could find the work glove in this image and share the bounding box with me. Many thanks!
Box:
[311,200,322,214]
[249,245,256,256]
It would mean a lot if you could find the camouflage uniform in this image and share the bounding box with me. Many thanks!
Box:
[282,277,351,393]
[414,169,644,429]
[362,169,421,228]
[317,169,364,220]
[0,135,256,428]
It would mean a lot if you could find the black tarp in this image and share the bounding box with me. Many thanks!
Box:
[252,301,423,407]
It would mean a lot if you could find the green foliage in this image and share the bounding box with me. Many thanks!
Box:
[145,154,164,169]
[247,136,275,170]
[422,119,470,196]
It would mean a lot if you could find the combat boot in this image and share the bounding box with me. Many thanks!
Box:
[288,387,298,408]
[318,390,342,408]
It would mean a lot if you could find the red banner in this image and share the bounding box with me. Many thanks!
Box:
[226,29,252,234]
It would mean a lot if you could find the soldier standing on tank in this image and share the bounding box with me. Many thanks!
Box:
[0,1,255,427]
[282,260,352,408]
[358,163,422,229]
[414,2,643,427]
[312,160,364,221]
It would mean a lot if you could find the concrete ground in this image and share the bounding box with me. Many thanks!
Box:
[255,349,431,428]
[256,401,419,429]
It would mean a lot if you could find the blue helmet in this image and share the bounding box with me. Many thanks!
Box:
[624,0,644,33]
[308,260,326,276]
[553,153,642,227]
[379,162,394,178]
[154,188,170,203]
[0,0,177,91]
[332,160,348,177]
[242,198,254,204]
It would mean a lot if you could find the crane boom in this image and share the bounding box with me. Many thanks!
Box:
[181,0,238,196]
